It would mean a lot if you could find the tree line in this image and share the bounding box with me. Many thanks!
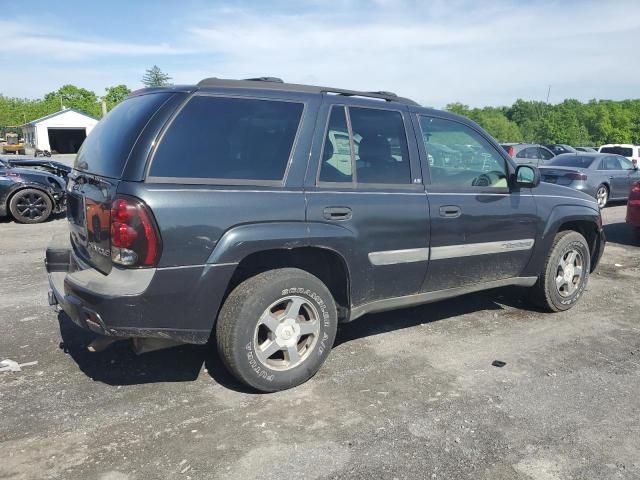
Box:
[446,98,640,146]
[2,65,638,147]
[0,66,172,128]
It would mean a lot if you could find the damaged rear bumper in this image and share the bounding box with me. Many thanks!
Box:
[46,234,236,344]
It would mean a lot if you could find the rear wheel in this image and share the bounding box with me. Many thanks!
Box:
[530,231,590,312]
[9,188,53,224]
[216,268,338,392]
[596,184,609,208]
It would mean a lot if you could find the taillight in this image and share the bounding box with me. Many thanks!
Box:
[631,181,640,198]
[507,146,514,157]
[566,172,587,181]
[110,196,161,267]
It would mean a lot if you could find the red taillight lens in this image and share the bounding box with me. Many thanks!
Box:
[110,196,161,267]
[507,146,514,157]
[631,181,640,199]
[566,172,587,181]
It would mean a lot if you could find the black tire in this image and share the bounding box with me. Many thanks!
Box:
[216,268,338,392]
[530,231,591,312]
[595,184,609,209]
[9,188,53,224]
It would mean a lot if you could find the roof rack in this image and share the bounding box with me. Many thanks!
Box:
[196,77,419,106]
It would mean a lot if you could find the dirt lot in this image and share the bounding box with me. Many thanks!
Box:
[0,204,639,480]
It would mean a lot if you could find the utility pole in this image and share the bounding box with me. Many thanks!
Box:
[546,85,551,104]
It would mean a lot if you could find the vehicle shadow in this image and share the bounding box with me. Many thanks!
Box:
[604,222,639,247]
[334,286,532,347]
[57,311,251,393]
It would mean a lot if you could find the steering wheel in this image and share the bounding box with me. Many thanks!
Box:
[472,170,505,187]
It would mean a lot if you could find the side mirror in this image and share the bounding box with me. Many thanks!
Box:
[514,164,540,188]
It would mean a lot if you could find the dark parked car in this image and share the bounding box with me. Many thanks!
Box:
[501,143,556,166]
[539,153,640,208]
[544,144,577,155]
[0,158,67,223]
[47,78,605,392]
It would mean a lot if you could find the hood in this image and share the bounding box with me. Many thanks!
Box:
[6,159,71,179]
[1,167,66,190]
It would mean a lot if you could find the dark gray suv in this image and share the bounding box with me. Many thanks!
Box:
[47,78,605,391]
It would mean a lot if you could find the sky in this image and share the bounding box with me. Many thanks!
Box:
[0,0,638,108]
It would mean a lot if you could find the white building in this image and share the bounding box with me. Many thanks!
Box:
[22,109,99,154]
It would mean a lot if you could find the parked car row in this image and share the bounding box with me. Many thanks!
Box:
[501,142,640,208]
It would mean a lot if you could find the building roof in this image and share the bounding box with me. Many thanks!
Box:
[25,108,99,126]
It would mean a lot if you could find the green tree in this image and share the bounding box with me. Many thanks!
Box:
[103,84,131,111]
[43,85,101,117]
[141,65,172,88]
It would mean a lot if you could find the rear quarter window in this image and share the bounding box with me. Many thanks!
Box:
[148,95,304,183]
[75,93,172,178]
[600,146,633,157]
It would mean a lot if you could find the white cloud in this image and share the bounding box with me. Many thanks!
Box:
[1,1,639,105]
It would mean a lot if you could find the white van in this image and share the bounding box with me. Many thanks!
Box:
[598,144,640,166]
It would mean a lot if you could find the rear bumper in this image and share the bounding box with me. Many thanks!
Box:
[46,235,237,344]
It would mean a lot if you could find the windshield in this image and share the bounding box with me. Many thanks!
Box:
[74,92,172,178]
[600,146,632,157]
[548,156,595,168]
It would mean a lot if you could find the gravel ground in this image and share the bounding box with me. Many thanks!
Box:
[0,204,638,480]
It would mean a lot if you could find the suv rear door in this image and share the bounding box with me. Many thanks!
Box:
[305,97,429,307]
[417,114,538,290]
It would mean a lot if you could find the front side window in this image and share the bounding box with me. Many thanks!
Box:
[150,96,304,182]
[420,116,508,189]
[600,156,622,170]
[618,156,634,170]
[318,106,411,185]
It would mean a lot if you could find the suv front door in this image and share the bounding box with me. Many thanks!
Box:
[305,99,429,307]
[417,115,538,291]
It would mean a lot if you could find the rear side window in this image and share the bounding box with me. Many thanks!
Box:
[600,146,632,157]
[149,96,304,182]
[318,106,411,185]
[75,93,171,178]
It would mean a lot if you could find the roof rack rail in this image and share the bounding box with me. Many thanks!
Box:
[196,77,419,106]
[243,77,284,83]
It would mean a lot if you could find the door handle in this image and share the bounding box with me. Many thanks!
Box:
[439,205,461,218]
[323,207,352,221]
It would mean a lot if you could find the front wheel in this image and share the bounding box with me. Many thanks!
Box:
[9,188,53,224]
[216,268,338,392]
[530,231,591,312]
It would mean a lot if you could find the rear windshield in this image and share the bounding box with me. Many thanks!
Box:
[600,146,632,157]
[548,156,595,168]
[74,93,171,178]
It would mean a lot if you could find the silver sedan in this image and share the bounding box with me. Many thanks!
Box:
[539,153,640,208]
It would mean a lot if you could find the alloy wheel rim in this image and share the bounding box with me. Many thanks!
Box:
[555,248,584,297]
[596,187,607,208]
[253,295,320,371]
[15,192,47,220]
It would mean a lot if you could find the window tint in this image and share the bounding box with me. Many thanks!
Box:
[420,116,508,189]
[150,96,303,181]
[516,147,539,160]
[349,107,411,184]
[319,107,352,182]
[75,93,171,178]
[600,146,632,157]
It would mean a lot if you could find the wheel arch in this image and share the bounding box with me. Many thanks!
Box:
[6,184,55,213]
[227,246,352,321]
